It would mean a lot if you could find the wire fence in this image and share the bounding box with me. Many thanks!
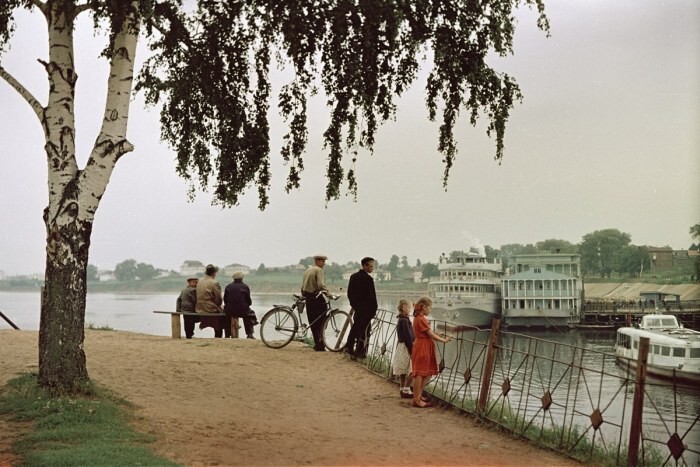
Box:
[359,308,700,466]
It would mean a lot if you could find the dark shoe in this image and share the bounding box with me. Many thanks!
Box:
[342,347,355,357]
[314,347,326,352]
[246,335,255,339]
[400,391,413,399]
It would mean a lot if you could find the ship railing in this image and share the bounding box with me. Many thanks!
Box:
[358,309,699,466]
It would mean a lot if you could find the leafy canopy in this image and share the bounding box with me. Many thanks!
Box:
[139,0,549,209]
[1,0,548,209]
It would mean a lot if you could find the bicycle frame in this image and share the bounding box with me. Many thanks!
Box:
[260,292,352,351]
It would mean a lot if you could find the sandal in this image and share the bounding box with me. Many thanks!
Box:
[411,401,433,408]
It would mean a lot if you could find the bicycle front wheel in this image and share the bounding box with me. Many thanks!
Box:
[322,310,353,352]
[260,307,298,349]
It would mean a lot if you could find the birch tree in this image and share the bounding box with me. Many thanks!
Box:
[0,0,548,394]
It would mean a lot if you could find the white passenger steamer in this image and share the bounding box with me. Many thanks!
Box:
[428,252,503,328]
[615,312,700,384]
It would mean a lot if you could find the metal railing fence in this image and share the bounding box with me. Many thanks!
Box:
[359,309,699,466]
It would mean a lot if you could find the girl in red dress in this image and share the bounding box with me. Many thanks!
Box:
[411,296,452,408]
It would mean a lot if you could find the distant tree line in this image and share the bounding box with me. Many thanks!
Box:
[393,223,700,280]
[93,223,700,283]
[87,259,172,282]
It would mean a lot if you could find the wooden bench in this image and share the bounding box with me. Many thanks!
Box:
[153,311,240,339]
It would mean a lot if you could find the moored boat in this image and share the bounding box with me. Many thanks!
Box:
[615,312,700,384]
[428,252,502,328]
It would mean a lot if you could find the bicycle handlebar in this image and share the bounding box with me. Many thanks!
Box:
[295,291,340,301]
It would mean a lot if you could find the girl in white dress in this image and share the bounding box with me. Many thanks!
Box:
[391,299,415,398]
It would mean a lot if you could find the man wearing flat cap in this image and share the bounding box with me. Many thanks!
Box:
[301,255,329,351]
[196,264,225,337]
[223,271,257,339]
[176,277,199,339]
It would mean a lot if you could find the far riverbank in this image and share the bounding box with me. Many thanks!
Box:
[2,273,699,300]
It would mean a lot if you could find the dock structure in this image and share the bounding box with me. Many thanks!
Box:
[580,299,700,330]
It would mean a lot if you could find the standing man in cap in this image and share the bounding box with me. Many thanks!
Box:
[344,257,378,358]
[301,255,329,351]
[177,277,199,339]
[196,264,224,337]
[223,271,257,339]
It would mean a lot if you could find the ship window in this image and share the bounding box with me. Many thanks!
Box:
[661,318,676,327]
[633,340,638,349]
[617,334,631,349]
[673,348,685,357]
[653,345,660,355]
[661,346,670,356]
[690,349,700,358]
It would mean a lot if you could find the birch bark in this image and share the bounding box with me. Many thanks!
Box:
[35,0,140,393]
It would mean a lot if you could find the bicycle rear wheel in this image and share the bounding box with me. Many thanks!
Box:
[260,307,298,349]
[322,310,352,352]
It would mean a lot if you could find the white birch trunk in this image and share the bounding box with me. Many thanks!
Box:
[31,1,141,393]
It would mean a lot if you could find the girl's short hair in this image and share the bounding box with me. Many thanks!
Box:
[397,299,411,313]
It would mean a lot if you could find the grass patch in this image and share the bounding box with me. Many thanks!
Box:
[424,388,666,466]
[0,373,177,467]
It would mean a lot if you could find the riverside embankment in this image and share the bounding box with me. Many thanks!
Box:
[0,330,577,466]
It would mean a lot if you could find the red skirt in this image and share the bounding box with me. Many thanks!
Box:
[411,337,439,377]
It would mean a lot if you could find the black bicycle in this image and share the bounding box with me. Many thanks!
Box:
[259,292,352,351]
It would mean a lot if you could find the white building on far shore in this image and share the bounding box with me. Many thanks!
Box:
[180,260,205,277]
[223,264,251,277]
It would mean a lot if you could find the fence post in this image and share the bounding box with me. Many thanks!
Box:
[0,310,20,330]
[628,336,649,467]
[477,318,501,416]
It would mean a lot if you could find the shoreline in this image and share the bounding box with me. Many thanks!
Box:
[2,281,699,302]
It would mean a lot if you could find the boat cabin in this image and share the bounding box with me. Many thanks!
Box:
[615,313,700,383]
[638,314,681,330]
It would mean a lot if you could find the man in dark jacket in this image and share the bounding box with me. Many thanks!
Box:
[177,277,199,339]
[223,272,257,339]
[344,257,378,358]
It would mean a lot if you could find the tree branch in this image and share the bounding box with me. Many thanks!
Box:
[75,2,92,16]
[0,65,44,121]
[29,0,46,12]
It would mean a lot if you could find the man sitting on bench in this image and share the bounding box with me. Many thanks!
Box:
[196,264,225,337]
[176,277,199,339]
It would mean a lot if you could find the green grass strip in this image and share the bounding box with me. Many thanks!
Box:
[0,373,178,467]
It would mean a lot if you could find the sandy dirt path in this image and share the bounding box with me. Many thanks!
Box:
[0,330,576,466]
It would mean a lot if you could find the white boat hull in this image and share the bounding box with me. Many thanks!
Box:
[614,314,700,385]
[615,356,700,384]
[430,299,500,329]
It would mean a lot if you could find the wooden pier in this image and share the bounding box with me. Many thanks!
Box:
[580,299,700,330]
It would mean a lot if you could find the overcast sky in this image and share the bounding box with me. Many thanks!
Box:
[1,0,698,276]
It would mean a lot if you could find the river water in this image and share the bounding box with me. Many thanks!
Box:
[2,291,699,462]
